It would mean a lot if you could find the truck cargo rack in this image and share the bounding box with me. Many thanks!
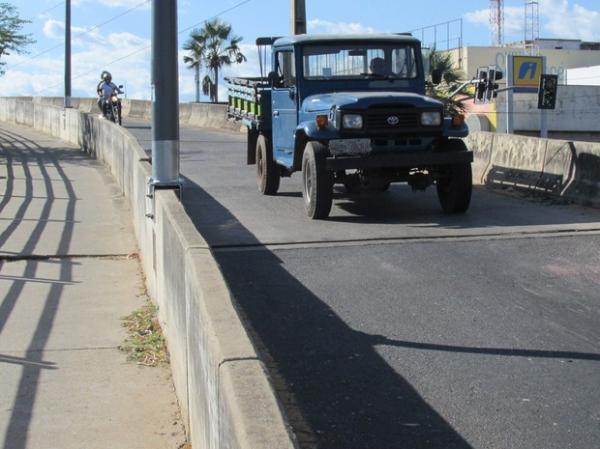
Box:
[226,77,270,123]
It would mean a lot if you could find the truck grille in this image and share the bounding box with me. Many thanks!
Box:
[364,110,419,131]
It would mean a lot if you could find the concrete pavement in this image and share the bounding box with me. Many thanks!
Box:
[0,122,186,449]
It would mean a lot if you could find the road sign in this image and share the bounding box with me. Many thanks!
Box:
[512,55,543,92]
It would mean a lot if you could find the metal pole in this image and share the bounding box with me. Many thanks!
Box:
[64,0,71,108]
[151,0,180,186]
[506,54,514,134]
[291,0,306,35]
[540,56,548,138]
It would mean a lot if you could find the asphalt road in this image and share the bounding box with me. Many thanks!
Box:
[126,119,600,449]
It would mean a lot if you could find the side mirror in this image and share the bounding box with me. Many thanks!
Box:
[268,71,281,87]
[494,70,503,81]
[118,85,123,89]
[431,69,443,85]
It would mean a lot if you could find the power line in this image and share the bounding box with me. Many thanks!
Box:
[179,0,253,34]
[10,0,150,70]
[33,0,254,96]
[39,1,65,16]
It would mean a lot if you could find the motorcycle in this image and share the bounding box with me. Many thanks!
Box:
[102,85,123,125]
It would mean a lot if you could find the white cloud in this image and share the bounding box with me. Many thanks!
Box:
[464,6,524,36]
[42,19,107,47]
[544,2,600,41]
[0,26,151,100]
[464,1,600,42]
[43,19,64,40]
[308,19,379,35]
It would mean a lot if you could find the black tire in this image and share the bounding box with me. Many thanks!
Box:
[109,105,117,123]
[256,134,280,195]
[436,139,472,214]
[302,142,333,219]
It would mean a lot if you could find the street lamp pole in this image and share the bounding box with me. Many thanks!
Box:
[150,0,180,188]
[64,0,71,108]
[291,0,306,35]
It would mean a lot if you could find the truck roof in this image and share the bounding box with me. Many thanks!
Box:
[273,33,420,47]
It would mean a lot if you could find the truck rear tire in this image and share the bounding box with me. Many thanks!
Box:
[436,163,472,213]
[302,142,333,219]
[436,139,472,214]
[256,134,279,195]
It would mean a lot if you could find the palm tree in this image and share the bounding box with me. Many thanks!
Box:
[183,30,207,103]
[425,48,466,115]
[196,19,246,103]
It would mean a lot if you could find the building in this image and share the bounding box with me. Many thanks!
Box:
[447,39,600,84]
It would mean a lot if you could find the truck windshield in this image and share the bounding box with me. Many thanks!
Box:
[303,44,418,80]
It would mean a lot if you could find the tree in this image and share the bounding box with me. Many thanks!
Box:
[425,48,466,115]
[183,19,246,103]
[0,3,35,75]
[183,31,207,102]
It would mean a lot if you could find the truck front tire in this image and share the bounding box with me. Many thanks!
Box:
[256,134,280,195]
[436,139,473,214]
[302,142,333,219]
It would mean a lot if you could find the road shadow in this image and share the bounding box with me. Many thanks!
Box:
[181,175,474,449]
[0,127,76,449]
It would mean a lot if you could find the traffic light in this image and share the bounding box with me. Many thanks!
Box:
[474,68,487,103]
[538,74,558,110]
[486,67,503,101]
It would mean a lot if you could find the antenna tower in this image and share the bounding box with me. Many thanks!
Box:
[525,0,540,49]
[490,0,504,46]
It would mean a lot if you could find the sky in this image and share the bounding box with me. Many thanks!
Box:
[1,0,599,101]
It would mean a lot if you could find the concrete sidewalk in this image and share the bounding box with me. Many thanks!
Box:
[0,122,186,449]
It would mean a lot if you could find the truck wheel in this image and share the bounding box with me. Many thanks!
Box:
[302,142,333,219]
[436,163,472,213]
[256,134,279,195]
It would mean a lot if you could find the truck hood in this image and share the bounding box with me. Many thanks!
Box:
[302,91,443,113]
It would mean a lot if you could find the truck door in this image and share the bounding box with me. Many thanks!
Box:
[272,49,297,167]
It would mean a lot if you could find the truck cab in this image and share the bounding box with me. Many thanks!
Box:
[228,34,473,219]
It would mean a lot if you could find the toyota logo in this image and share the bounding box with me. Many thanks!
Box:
[386,115,400,126]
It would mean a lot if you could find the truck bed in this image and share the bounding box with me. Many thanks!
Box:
[226,77,271,130]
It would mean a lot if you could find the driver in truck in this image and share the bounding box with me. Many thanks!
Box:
[369,56,387,76]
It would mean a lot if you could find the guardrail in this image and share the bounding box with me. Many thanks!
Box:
[0,97,297,449]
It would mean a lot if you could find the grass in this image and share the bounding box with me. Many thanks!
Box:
[119,301,169,366]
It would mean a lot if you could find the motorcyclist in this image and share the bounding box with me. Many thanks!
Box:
[96,71,123,119]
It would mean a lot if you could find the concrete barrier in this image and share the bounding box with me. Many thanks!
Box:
[0,97,297,449]
[29,97,244,133]
[463,131,495,185]
[7,96,600,208]
[463,131,600,206]
[562,141,600,207]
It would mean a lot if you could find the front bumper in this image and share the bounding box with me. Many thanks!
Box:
[325,150,473,170]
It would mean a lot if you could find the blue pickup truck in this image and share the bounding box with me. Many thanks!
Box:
[227,33,473,219]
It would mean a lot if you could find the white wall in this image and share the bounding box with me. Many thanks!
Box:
[566,66,600,86]
[495,85,600,132]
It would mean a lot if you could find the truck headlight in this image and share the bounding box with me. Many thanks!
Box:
[421,111,442,126]
[342,114,363,129]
